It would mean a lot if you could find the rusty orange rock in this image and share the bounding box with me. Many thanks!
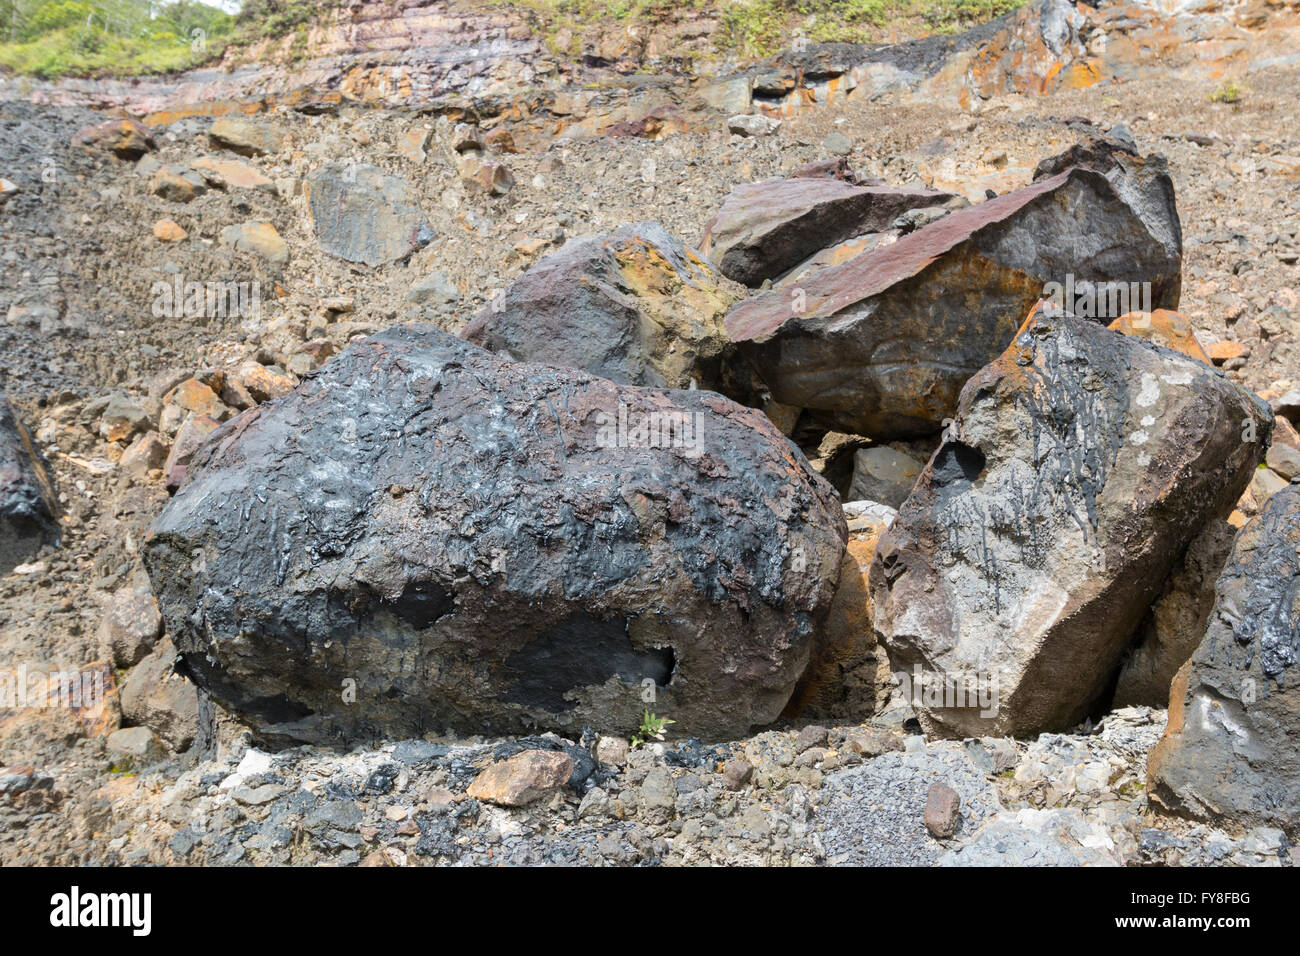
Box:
[191,156,276,192]
[784,504,896,720]
[1207,339,1251,364]
[1108,309,1211,364]
[152,219,187,242]
[164,379,228,421]
[467,750,573,806]
[234,361,296,404]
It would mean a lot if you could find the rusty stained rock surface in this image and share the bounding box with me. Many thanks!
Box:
[1108,309,1211,365]
[0,395,60,574]
[784,502,897,722]
[462,223,741,390]
[870,307,1271,739]
[698,177,953,286]
[141,325,846,745]
[1147,485,1300,834]
[724,165,1183,441]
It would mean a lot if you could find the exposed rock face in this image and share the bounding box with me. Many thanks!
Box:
[870,307,1271,738]
[1113,518,1237,707]
[305,163,434,267]
[724,166,1182,440]
[1,396,59,574]
[1032,137,1183,270]
[1148,486,1300,833]
[785,501,897,721]
[142,326,846,745]
[699,177,952,286]
[462,223,740,390]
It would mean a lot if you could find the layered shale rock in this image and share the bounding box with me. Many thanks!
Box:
[1147,486,1300,833]
[724,166,1183,441]
[870,307,1271,738]
[1,395,60,574]
[699,177,952,286]
[462,223,740,390]
[142,326,846,745]
[305,163,434,267]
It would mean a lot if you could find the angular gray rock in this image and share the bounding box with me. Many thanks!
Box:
[1148,485,1300,832]
[120,637,200,751]
[1032,136,1183,267]
[870,307,1271,738]
[305,163,434,266]
[142,326,846,745]
[1,395,59,574]
[699,177,952,286]
[462,223,740,390]
[724,166,1183,440]
[847,445,924,509]
[99,583,163,668]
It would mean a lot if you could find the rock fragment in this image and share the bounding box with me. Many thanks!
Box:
[700,176,952,286]
[467,750,573,806]
[1147,485,1300,832]
[725,166,1183,440]
[871,306,1271,737]
[463,222,740,390]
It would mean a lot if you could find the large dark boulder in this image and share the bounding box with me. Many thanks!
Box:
[142,326,846,745]
[870,306,1270,738]
[462,223,740,390]
[699,177,952,286]
[1148,485,1300,833]
[1,395,59,574]
[724,166,1183,440]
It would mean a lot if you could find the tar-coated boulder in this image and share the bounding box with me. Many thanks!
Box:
[1,394,59,574]
[142,326,846,745]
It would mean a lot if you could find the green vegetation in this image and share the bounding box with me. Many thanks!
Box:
[0,0,341,78]
[630,709,676,749]
[718,0,1024,55]
[0,0,236,78]
[1,0,1024,79]
[1209,79,1243,105]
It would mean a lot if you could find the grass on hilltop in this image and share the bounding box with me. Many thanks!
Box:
[0,0,1024,79]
